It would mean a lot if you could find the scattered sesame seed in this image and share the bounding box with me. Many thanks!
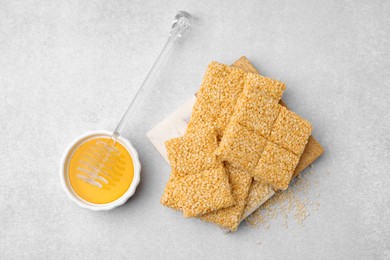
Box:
[246,170,321,229]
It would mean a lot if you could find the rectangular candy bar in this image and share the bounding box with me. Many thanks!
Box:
[200,164,252,231]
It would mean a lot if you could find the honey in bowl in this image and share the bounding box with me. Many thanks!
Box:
[68,137,134,204]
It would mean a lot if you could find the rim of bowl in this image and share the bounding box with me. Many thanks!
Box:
[59,130,141,211]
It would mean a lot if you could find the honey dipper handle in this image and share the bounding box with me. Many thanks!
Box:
[112,11,193,140]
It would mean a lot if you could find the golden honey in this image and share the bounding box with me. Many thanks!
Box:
[68,137,134,204]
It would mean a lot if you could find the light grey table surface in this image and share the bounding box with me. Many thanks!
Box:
[1,0,389,259]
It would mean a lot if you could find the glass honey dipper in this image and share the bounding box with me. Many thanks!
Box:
[75,11,192,188]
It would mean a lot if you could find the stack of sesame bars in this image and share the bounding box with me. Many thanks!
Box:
[160,60,314,231]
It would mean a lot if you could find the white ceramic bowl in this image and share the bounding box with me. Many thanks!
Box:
[60,130,141,211]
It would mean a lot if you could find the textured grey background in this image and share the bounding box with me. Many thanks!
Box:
[1,0,389,259]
